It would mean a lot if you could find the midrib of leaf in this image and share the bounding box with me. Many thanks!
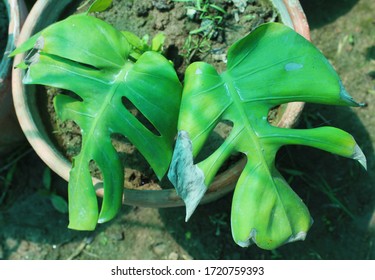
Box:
[222,71,292,229]
[222,71,266,161]
[68,62,131,228]
[81,63,131,156]
[74,65,127,180]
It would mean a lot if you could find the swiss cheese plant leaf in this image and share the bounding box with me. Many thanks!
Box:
[168,23,366,250]
[17,14,182,230]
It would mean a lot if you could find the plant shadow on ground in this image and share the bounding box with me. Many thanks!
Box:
[0,151,127,259]
[299,0,358,29]
[159,103,375,259]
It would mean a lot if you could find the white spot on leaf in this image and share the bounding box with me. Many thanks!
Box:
[195,68,203,75]
[284,62,303,71]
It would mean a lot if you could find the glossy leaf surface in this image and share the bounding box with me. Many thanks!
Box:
[168,23,366,249]
[17,14,182,230]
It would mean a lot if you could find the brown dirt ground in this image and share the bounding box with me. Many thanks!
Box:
[0,0,375,260]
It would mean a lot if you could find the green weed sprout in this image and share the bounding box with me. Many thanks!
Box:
[11,10,182,230]
[168,22,366,250]
[121,31,166,61]
[174,0,227,63]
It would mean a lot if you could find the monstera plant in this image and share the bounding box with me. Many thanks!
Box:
[11,10,182,230]
[12,0,366,250]
[167,22,366,250]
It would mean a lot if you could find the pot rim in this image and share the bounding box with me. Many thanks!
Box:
[12,0,310,208]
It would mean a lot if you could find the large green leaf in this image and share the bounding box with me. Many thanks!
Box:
[18,14,182,230]
[168,23,366,249]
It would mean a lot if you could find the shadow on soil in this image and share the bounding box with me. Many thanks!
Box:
[160,103,375,259]
[0,152,133,259]
[299,0,358,29]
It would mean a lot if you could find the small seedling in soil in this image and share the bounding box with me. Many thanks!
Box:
[40,167,69,214]
[174,0,228,63]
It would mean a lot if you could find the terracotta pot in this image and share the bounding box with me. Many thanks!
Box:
[0,0,27,156]
[12,0,310,208]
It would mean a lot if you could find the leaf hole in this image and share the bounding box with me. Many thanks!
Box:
[89,159,102,180]
[76,60,100,71]
[195,120,239,172]
[267,104,297,127]
[110,133,162,190]
[267,105,282,126]
[64,90,83,102]
[46,52,100,72]
[121,96,161,136]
